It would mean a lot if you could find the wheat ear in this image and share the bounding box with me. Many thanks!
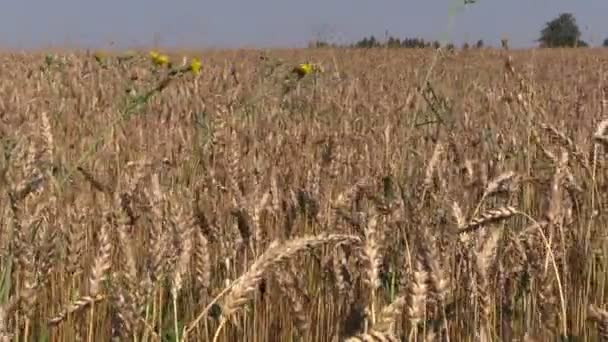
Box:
[457,206,517,234]
[49,216,111,327]
[211,234,361,341]
[344,330,400,342]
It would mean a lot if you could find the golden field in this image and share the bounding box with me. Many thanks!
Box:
[0,47,607,341]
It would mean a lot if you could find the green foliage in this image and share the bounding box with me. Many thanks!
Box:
[538,13,588,48]
[162,320,185,342]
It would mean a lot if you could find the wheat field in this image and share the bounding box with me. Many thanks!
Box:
[0,47,607,341]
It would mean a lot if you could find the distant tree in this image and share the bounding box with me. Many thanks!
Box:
[604,38,608,47]
[432,41,441,49]
[354,36,379,48]
[370,36,380,47]
[475,39,484,48]
[538,13,587,48]
[462,42,470,50]
[446,43,455,51]
[387,36,401,48]
[401,37,428,49]
[402,38,412,48]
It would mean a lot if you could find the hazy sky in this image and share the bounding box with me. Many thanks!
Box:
[1,0,607,50]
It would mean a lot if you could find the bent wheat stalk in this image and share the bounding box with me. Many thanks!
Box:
[203,233,360,342]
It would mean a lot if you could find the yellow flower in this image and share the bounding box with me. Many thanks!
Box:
[189,58,201,74]
[149,51,170,67]
[293,63,313,77]
[93,50,105,64]
[292,62,322,78]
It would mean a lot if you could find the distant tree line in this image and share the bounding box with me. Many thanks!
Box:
[309,35,481,50]
[355,36,436,49]
[309,13,608,49]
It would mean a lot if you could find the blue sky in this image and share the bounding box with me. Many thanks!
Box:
[1,0,607,49]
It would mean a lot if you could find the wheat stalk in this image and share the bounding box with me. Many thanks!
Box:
[588,305,608,342]
[49,215,112,328]
[220,233,360,318]
[210,233,361,341]
[408,259,428,340]
[474,228,500,338]
[272,263,310,337]
[343,330,400,342]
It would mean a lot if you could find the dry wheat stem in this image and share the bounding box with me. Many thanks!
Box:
[49,216,112,327]
[272,264,310,337]
[588,305,608,341]
[516,211,567,337]
[214,233,360,339]
[343,330,400,342]
[221,233,360,317]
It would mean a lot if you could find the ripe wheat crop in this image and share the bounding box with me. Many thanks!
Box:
[0,47,606,341]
